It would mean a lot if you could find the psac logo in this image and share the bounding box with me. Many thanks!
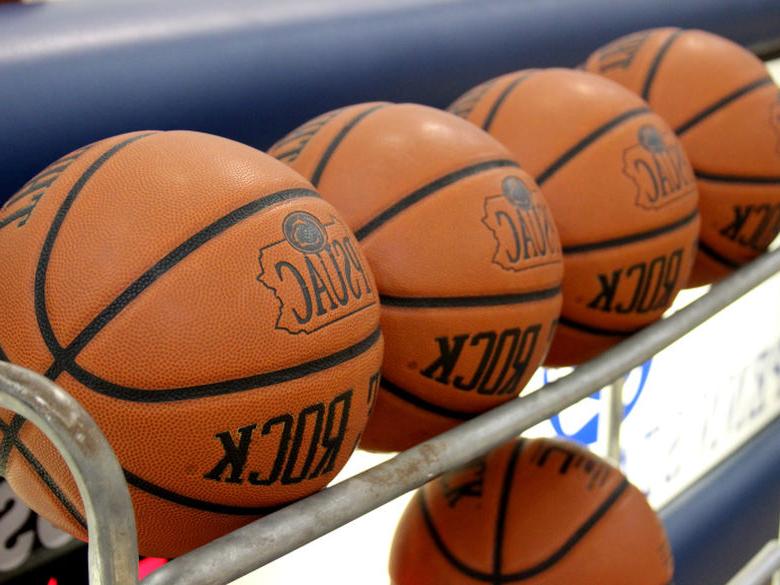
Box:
[258,211,376,334]
[623,125,696,210]
[482,175,560,271]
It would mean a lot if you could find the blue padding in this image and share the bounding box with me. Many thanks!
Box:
[1,0,780,201]
[660,416,780,585]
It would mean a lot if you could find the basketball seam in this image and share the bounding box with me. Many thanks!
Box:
[0,344,7,362]
[497,478,630,581]
[379,286,561,308]
[641,29,684,101]
[0,416,87,529]
[697,240,741,269]
[482,72,538,132]
[419,489,493,580]
[61,326,381,402]
[674,76,774,136]
[124,469,283,515]
[562,209,698,255]
[310,104,390,187]
[0,415,25,476]
[419,462,632,582]
[557,316,640,337]
[536,107,651,186]
[379,378,474,420]
[355,159,521,241]
[34,132,159,380]
[492,441,524,583]
[694,170,780,184]
[42,187,320,382]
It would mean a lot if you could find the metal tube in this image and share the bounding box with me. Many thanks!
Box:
[774,516,780,585]
[725,541,780,585]
[143,248,780,585]
[600,377,624,466]
[0,362,138,585]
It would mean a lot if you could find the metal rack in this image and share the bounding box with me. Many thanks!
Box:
[0,248,778,585]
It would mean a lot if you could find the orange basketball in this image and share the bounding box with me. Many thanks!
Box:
[585,28,780,286]
[390,437,674,585]
[269,104,563,452]
[0,131,383,557]
[450,69,700,366]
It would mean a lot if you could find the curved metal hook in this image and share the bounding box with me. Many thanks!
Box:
[0,362,138,585]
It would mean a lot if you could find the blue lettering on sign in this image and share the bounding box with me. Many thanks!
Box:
[545,359,652,445]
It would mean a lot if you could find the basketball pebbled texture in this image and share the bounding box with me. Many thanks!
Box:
[585,28,780,286]
[0,130,383,557]
[269,103,563,452]
[390,437,674,585]
[450,69,700,366]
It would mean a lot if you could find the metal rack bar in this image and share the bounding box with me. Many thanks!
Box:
[0,249,777,585]
[600,376,624,466]
[0,362,138,585]
[725,540,780,585]
[142,248,780,585]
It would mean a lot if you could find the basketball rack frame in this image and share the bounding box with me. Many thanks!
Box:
[1,247,779,585]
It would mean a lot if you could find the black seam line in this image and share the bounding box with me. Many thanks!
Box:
[34,133,158,379]
[63,327,381,403]
[694,170,780,184]
[0,343,7,362]
[562,209,698,255]
[380,378,473,420]
[0,415,25,475]
[557,316,639,338]
[124,469,283,515]
[310,103,390,187]
[492,441,524,583]
[356,159,521,241]
[641,29,684,101]
[483,71,538,132]
[380,286,561,309]
[43,187,319,382]
[0,418,88,529]
[536,107,651,186]
[15,440,88,529]
[420,477,631,582]
[498,478,630,581]
[697,240,741,269]
[419,490,491,580]
[675,77,774,136]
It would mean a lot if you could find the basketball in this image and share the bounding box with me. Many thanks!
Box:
[0,130,383,557]
[390,437,674,585]
[269,103,563,452]
[450,69,700,366]
[585,28,780,286]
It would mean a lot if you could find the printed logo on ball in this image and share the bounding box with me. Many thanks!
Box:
[482,175,560,272]
[623,124,697,210]
[589,30,652,73]
[0,144,91,231]
[257,211,376,334]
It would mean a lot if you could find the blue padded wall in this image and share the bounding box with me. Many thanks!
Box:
[1,0,780,200]
[661,416,780,585]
